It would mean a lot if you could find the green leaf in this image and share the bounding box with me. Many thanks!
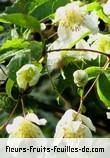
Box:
[0,25,4,32]
[0,40,43,63]
[29,41,43,60]
[87,2,101,12]
[0,13,40,30]
[97,9,110,24]
[0,49,30,63]
[77,88,84,97]
[7,51,31,81]
[97,73,110,107]
[0,94,16,113]
[6,79,14,99]
[0,38,29,53]
[31,0,70,20]
[6,0,48,14]
[85,66,102,81]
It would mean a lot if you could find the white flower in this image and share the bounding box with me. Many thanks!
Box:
[6,113,47,138]
[16,64,40,90]
[0,65,7,85]
[89,34,110,54]
[54,2,99,39]
[55,3,83,30]
[6,113,47,157]
[66,39,98,60]
[103,0,110,15]
[54,109,95,141]
[47,3,99,70]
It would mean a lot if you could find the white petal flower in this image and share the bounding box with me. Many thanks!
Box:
[47,31,95,70]
[16,64,40,90]
[103,0,110,15]
[6,113,47,138]
[54,109,95,141]
[55,3,83,30]
[66,39,98,60]
[90,34,110,54]
[47,3,99,71]
[54,2,99,36]
[77,39,98,60]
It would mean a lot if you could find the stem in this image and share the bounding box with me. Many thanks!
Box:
[47,32,57,40]
[83,76,99,100]
[78,97,83,114]
[20,97,25,117]
[0,102,18,130]
[76,59,110,118]
[46,65,71,109]
[84,59,109,100]
[47,48,109,58]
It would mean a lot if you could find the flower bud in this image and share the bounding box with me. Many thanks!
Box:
[40,23,46,31]
[16,64,40,90]
[73,70,88,87]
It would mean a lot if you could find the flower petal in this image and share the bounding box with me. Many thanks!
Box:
[71,121,82,133]
[83,11,99,33]
[6,116,23,133]
[25,113,47,125]
[81,124,92,138]
[103,0,110,15]
[80,114,96,132]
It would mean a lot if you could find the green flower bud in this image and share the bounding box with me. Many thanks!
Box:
[73,70,88,87]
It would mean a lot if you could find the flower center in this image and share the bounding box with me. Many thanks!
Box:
[11,120,44,138]
[64,126,85,138]
[61,8,83,30]
[98,37,110,53]
[20,67,35,82]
